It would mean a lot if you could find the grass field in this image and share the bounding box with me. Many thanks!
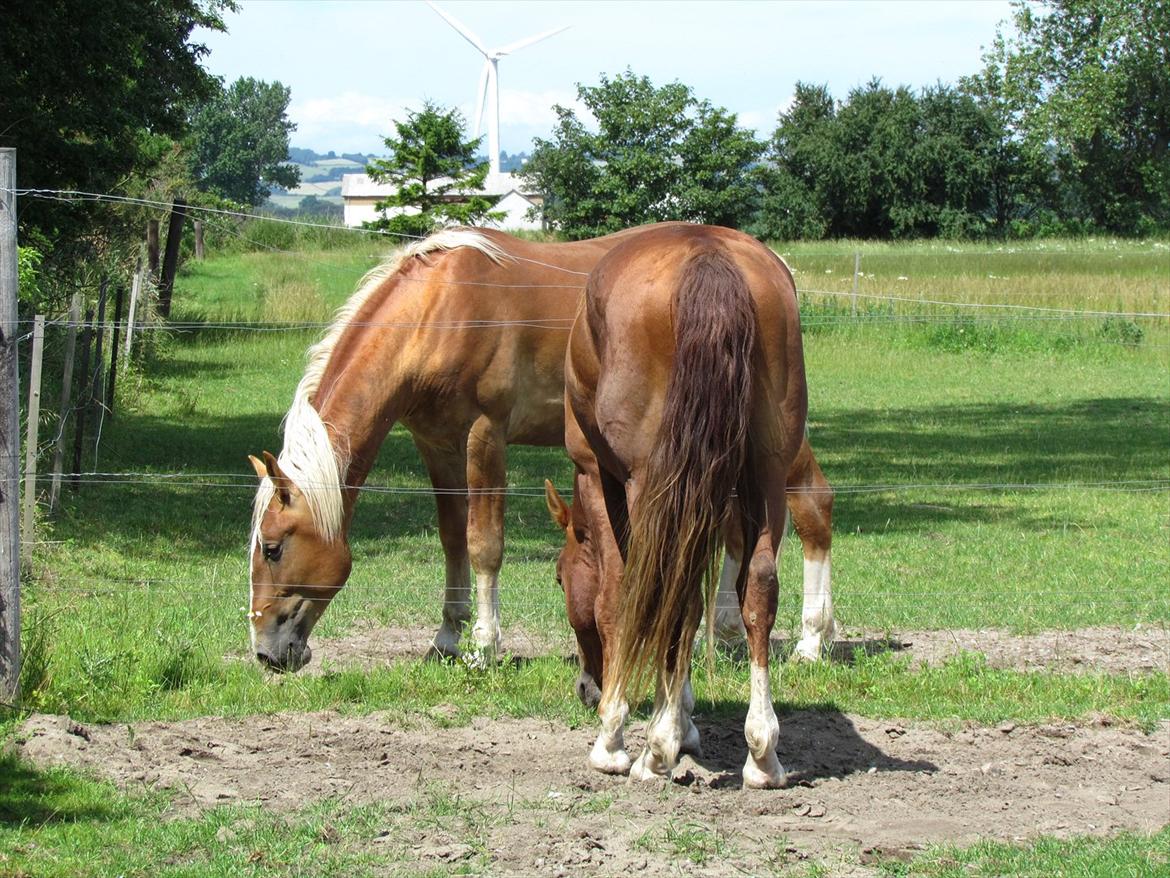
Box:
[3,232,1167,875]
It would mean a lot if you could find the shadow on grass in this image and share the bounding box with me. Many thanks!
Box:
[58,393,1168,556]
[0,751,121,827]
[685,705,937,789]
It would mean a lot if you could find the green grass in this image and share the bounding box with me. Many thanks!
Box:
[879,828,1170,877]
[0,749,420,878]
[7,236,1166,729]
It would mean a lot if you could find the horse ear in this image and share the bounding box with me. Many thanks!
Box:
[261,450,293,507]
[544,479,570,530]
[248,455,267,481]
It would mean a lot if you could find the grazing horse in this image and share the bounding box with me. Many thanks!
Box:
[247,225,834,674]
[553,223,807,787]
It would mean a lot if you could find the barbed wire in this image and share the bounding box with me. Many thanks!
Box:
[18,579,1170,609]
[8,187,591,277]
[23,472,1170,495]
[10,187,1167,318]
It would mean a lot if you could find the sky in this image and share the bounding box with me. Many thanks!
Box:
[197,0,1017,156]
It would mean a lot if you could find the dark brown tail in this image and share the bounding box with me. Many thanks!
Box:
[604,245,757,703]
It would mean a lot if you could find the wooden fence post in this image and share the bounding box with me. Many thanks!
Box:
[0,148,20,697]
[49,293,81,512]
[158,198,187,319]
[147,220,160,280]
[70,309,94,492]
[106,282,124,415]
[194,220,205,260]
[21,316,44,566]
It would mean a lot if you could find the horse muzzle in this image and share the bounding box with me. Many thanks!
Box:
[255,642,312,673]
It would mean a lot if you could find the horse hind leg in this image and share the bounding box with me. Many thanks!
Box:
[788,449,836,662]
[629,668,691,782]
[740,472,789,789]
[714,514,747,643]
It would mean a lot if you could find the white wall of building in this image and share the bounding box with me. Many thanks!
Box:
[341,173,542,231]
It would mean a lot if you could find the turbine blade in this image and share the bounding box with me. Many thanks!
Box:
[496,24,570,57]
[425,0,489,56]
[473,60,490,136]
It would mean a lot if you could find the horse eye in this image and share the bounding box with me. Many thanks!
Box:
[262,542,283,563]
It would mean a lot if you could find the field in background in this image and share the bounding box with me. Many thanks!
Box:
[3,233,1167,875]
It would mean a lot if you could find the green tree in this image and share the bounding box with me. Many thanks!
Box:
[758,80,1011,240]
[987,0,1170,232]
[186,77,301,206]
[0,0,232,249]
[751,82,836,241]
[363,101,502,239]
[521,71,763,239]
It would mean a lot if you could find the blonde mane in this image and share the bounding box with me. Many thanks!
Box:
[251,228,512,544]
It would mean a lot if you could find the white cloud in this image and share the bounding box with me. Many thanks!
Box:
[288,91,421,152]
[496,87,585,127]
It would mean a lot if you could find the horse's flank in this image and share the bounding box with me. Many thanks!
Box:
[250,228,511,548]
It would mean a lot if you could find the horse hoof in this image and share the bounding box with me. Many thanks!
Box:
[742,753,787,789]
[790,638,823,663]
[628,749,671,782]
[679,722,703,759]
[575,673,601,709]
[589,744,632,776]
[424,644,458,662]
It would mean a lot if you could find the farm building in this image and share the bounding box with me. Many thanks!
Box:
[340,171,544,230]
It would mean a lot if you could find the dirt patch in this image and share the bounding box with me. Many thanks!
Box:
[297,623,1169,676]
[16,710,1170,875]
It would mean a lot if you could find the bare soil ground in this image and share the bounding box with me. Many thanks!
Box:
[299,622,1169,676]
[15,627,1168,874]
[17,707,1170,876]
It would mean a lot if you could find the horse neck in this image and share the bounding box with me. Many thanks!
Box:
[311,301,419,497]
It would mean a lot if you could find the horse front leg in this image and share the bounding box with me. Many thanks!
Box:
[414,440,471,659]
[466,416,507,657]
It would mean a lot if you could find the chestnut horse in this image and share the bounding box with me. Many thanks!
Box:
[248,225,833,673]
[554,223,807,787]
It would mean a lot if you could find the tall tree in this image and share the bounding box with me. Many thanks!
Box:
[186,77,300,206]
[0,0,232,247]
[363,101,502,239]
[521,71,763,239]
[987,0,1170,232]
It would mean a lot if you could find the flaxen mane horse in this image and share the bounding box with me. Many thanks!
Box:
[247,225,834,675]
[553,223,807,786]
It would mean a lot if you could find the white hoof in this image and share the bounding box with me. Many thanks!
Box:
[470,622,501,656]
[791,636,823,662]
[742,750,787,789]
[628,748,671,782]
[589,739,632,775]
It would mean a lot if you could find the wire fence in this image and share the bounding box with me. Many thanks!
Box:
[10,186,1170,676]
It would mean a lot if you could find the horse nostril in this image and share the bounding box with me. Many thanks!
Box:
[256,651,283,671]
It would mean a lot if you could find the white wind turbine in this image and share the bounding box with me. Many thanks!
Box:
[426,1,569,178]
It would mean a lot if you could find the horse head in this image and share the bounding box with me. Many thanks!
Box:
[544,478,603,708]
[247,451,352,672]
